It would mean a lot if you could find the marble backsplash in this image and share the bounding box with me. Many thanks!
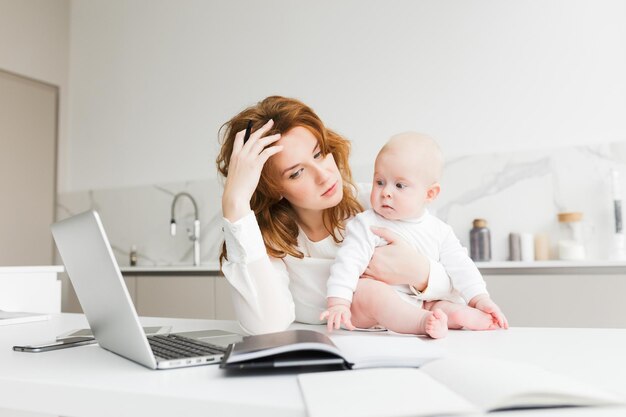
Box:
[56,140,626,266]
[56,180,226,267]
[432,141,626,262]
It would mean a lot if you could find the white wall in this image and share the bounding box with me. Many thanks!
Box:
[0,0,70,191]
[67,0,626,192]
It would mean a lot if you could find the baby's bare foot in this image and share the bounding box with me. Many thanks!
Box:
[424,309,448,339]
[448,307,496,331]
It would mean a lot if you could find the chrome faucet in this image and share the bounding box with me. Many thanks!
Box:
[170,192,200,266]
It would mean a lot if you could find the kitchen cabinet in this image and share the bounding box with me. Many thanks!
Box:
[119,274,235,320]
[214,276,237,320]
[476,260,626,328]
[134,275,215,319]
[484,273,626,328]
[65,265,236,320]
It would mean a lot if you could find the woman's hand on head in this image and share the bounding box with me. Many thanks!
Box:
[222,119,283,222]
[360,226,431,291]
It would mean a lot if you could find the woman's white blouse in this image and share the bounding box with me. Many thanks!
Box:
[221,185,453,335]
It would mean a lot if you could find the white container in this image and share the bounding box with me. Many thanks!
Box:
[520,233,535,262]
[557,212,585,261]
[534,233,550,261]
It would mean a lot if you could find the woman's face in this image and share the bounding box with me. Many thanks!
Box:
[271,126,343,214]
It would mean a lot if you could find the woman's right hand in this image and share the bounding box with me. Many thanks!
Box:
[222,119,283,222]
[361,226,431,291]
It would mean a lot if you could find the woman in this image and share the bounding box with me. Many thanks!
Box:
[217,96,452,334]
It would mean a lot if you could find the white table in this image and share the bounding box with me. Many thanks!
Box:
[1,314,626,417]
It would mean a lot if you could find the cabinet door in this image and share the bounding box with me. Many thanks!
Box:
[215,276,237,320]
[136,276,215,319]
[484,274,626,328]
[124,276,137,305]
[63,274,138,314]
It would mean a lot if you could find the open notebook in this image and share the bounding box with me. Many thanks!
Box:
[220,329,443,370]
[298,357,624,417]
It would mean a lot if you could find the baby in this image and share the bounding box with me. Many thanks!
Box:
[320,132,508,338]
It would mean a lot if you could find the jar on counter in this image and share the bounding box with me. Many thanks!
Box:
[557,212,585,260]
[470,219,491,262]
[130,244,138,266]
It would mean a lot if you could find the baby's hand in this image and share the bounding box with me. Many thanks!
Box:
[320,299,355,332]
[471,295,509,329]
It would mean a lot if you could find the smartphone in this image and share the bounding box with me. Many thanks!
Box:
[13,336,97,353]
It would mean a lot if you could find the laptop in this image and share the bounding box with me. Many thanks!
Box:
[51,210,242,370]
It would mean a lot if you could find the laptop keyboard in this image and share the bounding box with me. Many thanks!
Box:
[148,334,227,360]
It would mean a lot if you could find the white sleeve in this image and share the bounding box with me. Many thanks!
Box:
[221,211,295,335]
[438,225,488,302]
[326,214,377,302]
[414,258,454,301]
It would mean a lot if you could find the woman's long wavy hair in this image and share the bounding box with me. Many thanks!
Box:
[216,96,363,263]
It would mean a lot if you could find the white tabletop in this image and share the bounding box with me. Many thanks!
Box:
[1,314,626,417]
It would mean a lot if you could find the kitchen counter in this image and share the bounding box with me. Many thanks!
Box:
[119,260,626,276]
[117,262,232,319]
[476,260,626,275]
[120,262,221,276]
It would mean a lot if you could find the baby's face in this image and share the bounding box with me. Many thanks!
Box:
[370,150,430,220]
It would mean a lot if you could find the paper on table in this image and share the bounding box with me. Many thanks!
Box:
[422,357,624,411]
[298,357,625,417]
[298,368,475,417]
[329,333,443,369]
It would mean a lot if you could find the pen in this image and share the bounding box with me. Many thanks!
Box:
[243,120,253,144]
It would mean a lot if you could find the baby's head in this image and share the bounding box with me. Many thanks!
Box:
[370,132,443,220]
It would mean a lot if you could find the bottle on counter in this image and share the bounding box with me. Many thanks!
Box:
[610,168,625,260]
[130,244,138,266]
[557,212,585,261]
[508,233,521,261]
[470,219,491,262]
[534,233,550,261]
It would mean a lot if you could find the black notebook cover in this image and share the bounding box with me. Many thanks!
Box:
[220,329,350,370]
